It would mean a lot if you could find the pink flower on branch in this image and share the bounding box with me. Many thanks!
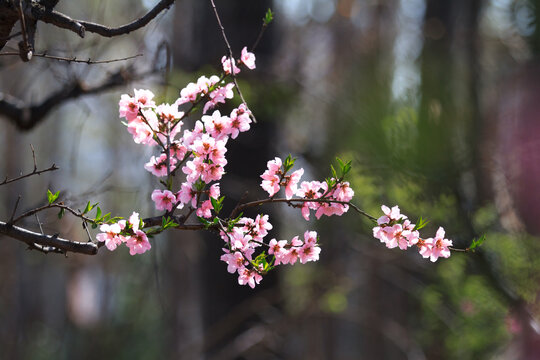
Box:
[125,230,151,255]
[151,189,177,212]
[239,47,256,70]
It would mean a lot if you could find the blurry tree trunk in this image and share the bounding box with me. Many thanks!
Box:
[167,1,275,358]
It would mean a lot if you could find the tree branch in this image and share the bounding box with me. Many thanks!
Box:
[0,220,98,255]
[67,0,175,38]
[0,67,138,131]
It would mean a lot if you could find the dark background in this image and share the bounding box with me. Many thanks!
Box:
[1,0,540,359]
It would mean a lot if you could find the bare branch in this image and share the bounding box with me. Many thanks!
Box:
[0,51,143,64]
[0,220,98,255]
[78,0,175,37]
[0,163,58,186]
[0,67,139,131]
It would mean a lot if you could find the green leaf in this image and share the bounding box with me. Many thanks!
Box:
[57,208,65,219]
[469,234,486,252]
[413,216,429,231]
[83,201,92,214]
[264,8,274,25]
[283,154,296,173]
[95,207,102,220]
[47,189,60,204]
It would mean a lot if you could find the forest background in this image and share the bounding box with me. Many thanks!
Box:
[1,0,540,359]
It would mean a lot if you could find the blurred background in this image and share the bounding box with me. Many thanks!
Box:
[1,0,540,359]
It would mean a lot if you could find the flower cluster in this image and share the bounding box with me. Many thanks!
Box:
[95,43,460,290]
[96,212,150,255]
[260,156,355,221]
[219,214,321,288]
[96,47,257,257]
[373,205,453,262]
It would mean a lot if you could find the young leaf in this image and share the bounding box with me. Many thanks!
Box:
[413,216,429,231]
[83,201,92,214]
[95,207,102,220]
[469,234,486,252]
[264,8,274,25]
[57,208,65,219]
[47,189,60,204]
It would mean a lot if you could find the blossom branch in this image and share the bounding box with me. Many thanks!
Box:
[209,0,257,123]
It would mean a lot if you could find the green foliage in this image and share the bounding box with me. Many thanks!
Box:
[468,235,486,252]
[413,216,430,231]
[210,196,225,214]
[47,189,59,204]
[161,216,178,230]
[263,8,274,25]
[283,154,296,173]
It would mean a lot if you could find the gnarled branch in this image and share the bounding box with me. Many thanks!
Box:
[0,220,98,255]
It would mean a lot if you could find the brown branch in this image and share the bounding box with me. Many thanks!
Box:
[73,0,175,38]
[0,220,98,255]
[230,197,378,221]
[0,51,142,64]
[0,67,138,131]
[12,203,95,225]
[0,163,58,186]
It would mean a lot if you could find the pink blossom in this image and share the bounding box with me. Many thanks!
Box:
[239,47,256,70]
[229,104,252,139]
[221,56,240,75]
[177,182,198,208]
[202,110,231,140]
[178,82,200,103]
[196,200,214,218]
[209,183,220,199]
[284,168,304,199]
[134,89,155,108]
[197,75,220,94]
[268,239,288,265]
[129,212,141,232]
[220,251,246,273]
[282,236,302,265]
[424,227,453,262]
[96,223,123,251]
[261,174,280,197]
[298,243,321,264]
[119,94,139,121]
[296,181,324,221]
[238,267,263,288]
[377,205,407,225]
[151,189,177,212]
[144,153,177,177]
[203,84,235,114]
[125,230,151,255]
[127,116,156,145]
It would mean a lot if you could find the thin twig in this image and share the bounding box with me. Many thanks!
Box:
[251,20,268,53]
[35,213,44,234]
[230,197,378,222]
[0,51,143,64]
[209,0,257,123]
[17,0,31,61]
[12,203,95,225]
[0,164,58,186]
[8,195,21,224]
[30,144,37,171]
[0,31,21,42]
